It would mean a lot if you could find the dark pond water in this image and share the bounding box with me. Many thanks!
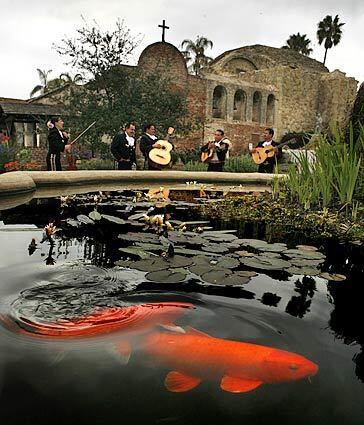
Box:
[0,191,363,425]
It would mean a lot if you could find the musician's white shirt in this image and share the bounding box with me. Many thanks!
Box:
[125,133,135,147]
[262,140,273,147]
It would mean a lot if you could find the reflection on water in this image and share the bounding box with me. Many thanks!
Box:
[0,195,363,425]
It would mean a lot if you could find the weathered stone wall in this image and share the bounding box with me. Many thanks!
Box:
[319,71,358,129]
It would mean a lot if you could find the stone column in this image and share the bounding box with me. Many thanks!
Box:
[260,93,268,125]
[226,86,235,123]
[245,90,253,122]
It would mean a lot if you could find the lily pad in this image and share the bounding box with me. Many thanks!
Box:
[77,214,95,225]
[115,260,133,268]
[296,245,318,251]
[240,239,268,249]
[286,267,320,276]
[201,244,230,254]
[118,247,153,259]
[102,215,127,225]
[257,243,287,253]
[201,270,231,285]
[145,270,187,283]
[89,210,102,221]
[240,255,291,271]
[66,218,80,227]
[118,232,160,243]
[214,257,240,269]
[132,258,170,272]
[289,258,323,267]
[319,272,347,281]
[224,273,252,286]
[283,249,325,260]
[236,250,255,257]
[174,247,221,257]
[189,265,230,276]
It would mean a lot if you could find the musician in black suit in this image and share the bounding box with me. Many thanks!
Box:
[139,123,163,170]
[46,116,71,171]
[250,128,281,173]
[110,122,137,170]
[201,129,231,172]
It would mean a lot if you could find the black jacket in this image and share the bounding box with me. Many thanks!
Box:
[201,140,229,162]
[139,133,158,158]
[111,132,136,163]
[47,128,69,155]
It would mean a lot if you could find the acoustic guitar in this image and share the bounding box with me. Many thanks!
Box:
[251,140,291,165]
[201,149,213,163]
[148,127,174,166]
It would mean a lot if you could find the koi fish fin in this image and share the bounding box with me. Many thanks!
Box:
[159,324,186,334]
[165,371,201,392]
[111,340,131,365]
[184,326,211,338]
[220,376,263,393]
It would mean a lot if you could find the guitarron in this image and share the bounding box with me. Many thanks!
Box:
[148,127,174,166]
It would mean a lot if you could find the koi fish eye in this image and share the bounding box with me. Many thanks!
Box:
[289,364,299,371]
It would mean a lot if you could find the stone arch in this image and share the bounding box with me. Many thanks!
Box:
[233,89,247,121]
[252,91,262,123]
[212,85,227,119]
[266,94,275,125]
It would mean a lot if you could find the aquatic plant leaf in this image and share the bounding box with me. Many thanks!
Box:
[118,232,160,243]
[118,247,153,259]
[240,255,291,270]
[66,218,80,227]
[257,243,287,253]
[145,270,187,283]
[283,249,325,260]
[166,255,194,268]
[289,258,323,267]
[115,260,133,268]
[223,274,251,286]
[214,257,240,269]
[189,265,229,276]
[296,245,318,252]
[132,258,170,272]
[286,267,320,276]
[235,270,258,277]
[236,250,255,257]
[89,210,102,221]
[201,244,230,254]
[76,214,94,225]
[319,272,347,281]
[102,215,127,225]
[240,239,268,249]
[201,270,231,285]
[134,242,165,251]
[174,247,222,257]
[128,212,147,221]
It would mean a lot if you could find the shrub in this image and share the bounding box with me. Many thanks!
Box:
[77,159,115,170]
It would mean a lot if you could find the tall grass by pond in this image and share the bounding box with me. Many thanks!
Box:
[283,125,363,216]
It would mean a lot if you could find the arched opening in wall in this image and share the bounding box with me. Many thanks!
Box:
[233,90,247,121]
[252,91,262,123]
[266,94,275,125]
[212,85,227,119]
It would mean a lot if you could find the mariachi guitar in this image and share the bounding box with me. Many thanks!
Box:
[201,146,214,163]
[251,139,292,165]
[148,127,174,166]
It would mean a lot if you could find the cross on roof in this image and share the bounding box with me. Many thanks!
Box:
[158,19,169,43]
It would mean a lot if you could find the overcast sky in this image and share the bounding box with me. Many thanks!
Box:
[1,0,363,100]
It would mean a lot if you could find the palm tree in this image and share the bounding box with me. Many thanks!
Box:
[282,33,313,56]
[59,72,84,84]
[180,36,213,76]
[29,69,53,97]
[317,14,345,65]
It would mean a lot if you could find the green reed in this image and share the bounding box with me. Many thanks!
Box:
[284,123,363,215]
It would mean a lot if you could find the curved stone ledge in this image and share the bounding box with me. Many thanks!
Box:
[1,170,284,209]
[0,172,36,196]
[21,170,281,188]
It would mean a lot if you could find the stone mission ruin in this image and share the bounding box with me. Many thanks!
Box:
[0,40,358,164]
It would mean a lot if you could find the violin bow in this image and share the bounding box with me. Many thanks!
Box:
[69,121,96,146]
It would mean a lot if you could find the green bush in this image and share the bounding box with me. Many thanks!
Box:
[77,159,114,170]
[183,161,208,171]
[224,155,258,173]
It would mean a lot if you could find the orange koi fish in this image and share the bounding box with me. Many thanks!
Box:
[142,327,318,393]
[0,302,193,338]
